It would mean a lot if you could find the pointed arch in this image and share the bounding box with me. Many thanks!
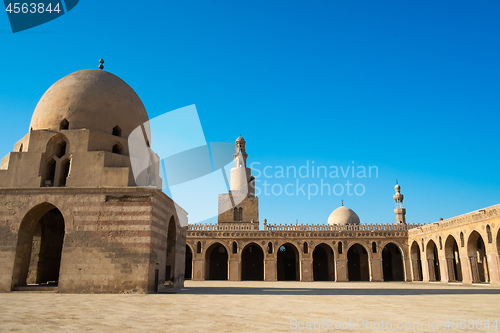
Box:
[382,242,404,281]
[112,125,122,137]
[277,243,300,281]
[313,243,334,281]
[347,243,370,281]
[112,143,123,155]
[40,134,70,187]
[241,243,264,281]
[205,242,228,280]
[468,231,489,283]
[426,240,440,281]
[59,119,69,130]
[410,241,422,281]
[444,235,462,282]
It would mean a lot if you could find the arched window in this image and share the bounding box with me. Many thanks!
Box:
[233,207,243,221]
[112,143,123,155]
[487,225,492,243]
[59,119,69,130]
[338,242,343,254]
[232,242,238,254]
[303,242,308,254]
[40,135,71,187]
[372,242,377,254]
[112,125,122,137]
[197,241,202,254]
[19,144,23,152]
[460,232,464,247]
[267,242,273,254]
[439,236,442,250]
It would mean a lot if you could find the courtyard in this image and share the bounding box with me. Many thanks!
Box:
[0,281,499,332]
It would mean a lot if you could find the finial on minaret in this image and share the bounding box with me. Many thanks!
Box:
[393,182,406,224]
[99,58,104,70]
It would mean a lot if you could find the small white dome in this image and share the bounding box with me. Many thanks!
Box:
[327,206,360,225]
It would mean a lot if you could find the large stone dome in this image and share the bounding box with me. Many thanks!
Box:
[30,69,149,137]
[327,206,360,225]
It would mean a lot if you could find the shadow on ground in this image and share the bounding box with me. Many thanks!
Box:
[179,284,500,296]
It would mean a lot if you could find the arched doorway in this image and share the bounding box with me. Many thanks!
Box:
[165,216,176,283]
[313,243,334,281]
[468,231,489,283]
[382,243,404,281]
[185,245,193,280]
[277,243,299,281]
[347,243,369,281]
[205,243,228,280]
[426,240,440,281]
[12,204,65,288]
[410,241,422,281]
[241,243,264,281]
[444,235,462,282]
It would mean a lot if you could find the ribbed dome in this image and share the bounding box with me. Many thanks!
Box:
[327,206,360,225]
[30,69,149,138]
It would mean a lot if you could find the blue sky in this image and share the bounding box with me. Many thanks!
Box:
[0,0,499,225]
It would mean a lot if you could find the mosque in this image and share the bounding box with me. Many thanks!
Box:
[0,64,186,293]
[0,65,498,293]
[186,137,500,285]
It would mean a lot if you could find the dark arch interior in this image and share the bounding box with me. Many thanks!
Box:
[185,245,193,280]
[347,244,369,281]
[277,244,299,281]
[410,241,422,281]
[241,244,264,281]
[165,217,176,283]
[313,244,334,281]
[13,207,65,288]
[206,243,228,280]
[382,243,404,281]
[426,241,441,281]
[468,232,489,283]
[444,236,462,282]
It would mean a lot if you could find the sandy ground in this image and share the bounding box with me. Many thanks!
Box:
[0,281,499,332]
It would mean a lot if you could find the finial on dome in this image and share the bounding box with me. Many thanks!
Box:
[341,199,344,206]
[99,58,104,70]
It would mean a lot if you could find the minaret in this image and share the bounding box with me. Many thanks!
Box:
[229,151,248,194]
[393,181,406,224]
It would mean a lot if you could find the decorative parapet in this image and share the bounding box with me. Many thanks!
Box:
[187,222,423,232]
[408,203,500,237]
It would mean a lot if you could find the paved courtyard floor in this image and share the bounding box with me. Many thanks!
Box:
[0,281,499,332]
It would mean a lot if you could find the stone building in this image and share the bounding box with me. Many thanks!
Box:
[186,137,500,285]
[0,67,186,293]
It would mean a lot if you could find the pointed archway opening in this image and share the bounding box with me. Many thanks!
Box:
[347,243,369,281]
[445,235,462,282]
[313,243,334,281]
[185,245,193,280]
[12,204,65,289]
[410,241,423,281]
[165,217,176,284]
[205,243,228,280]
[241,243,264,281]
[426,240,441,281]
[468,231,489,283]
[277,243,299,281]
[382,243,404,281]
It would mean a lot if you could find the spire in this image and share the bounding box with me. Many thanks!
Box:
[393,182,406,224]
[99,58,104,70]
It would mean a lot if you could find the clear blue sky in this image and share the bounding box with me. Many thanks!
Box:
[0,1,498,225]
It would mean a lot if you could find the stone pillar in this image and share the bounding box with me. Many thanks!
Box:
[459,248,472,284]
[439,256,449,283]
[403,255,413,282]
[420,250,430,282]
[228,258,240,281]
[370,257,383,282]
[264,259,277,281]
[336,258,348,282]
[192,258,205,281]
[487,251,500,286]
[301,259,313,282]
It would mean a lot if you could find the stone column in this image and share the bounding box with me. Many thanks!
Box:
[228,258,240,281]
[264,259,277,281]
[439,256,449,283]
[192,258,205,281]
[370,257,383,282]
[487,245,500,285]
[420,249,430,282]
[336,258,348,282]
[301,259,313,282]
[459,247,472,284]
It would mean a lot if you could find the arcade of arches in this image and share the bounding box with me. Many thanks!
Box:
[187,204,500,285]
